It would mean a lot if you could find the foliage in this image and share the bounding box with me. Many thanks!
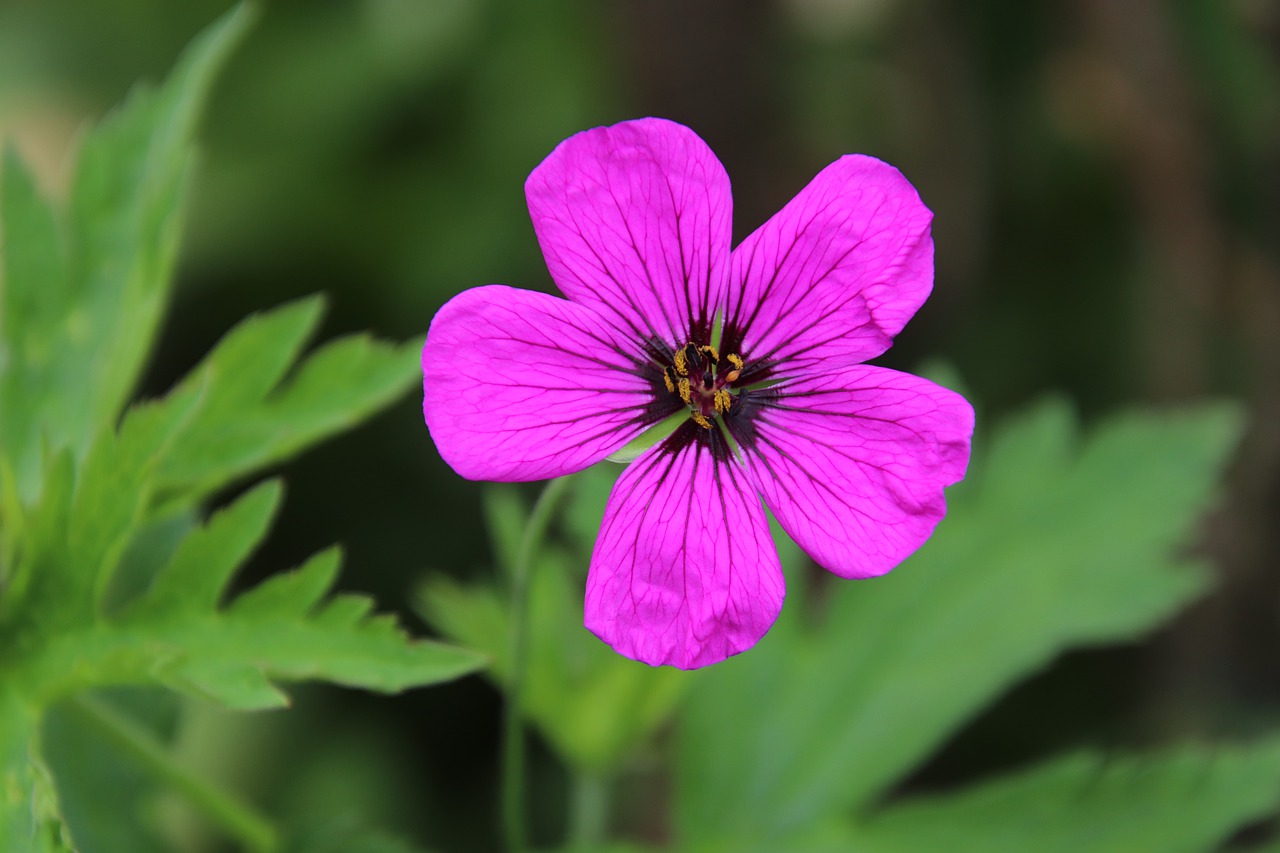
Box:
[422,398,1278,851]
[419,473,689,773]
[0,8,482,851]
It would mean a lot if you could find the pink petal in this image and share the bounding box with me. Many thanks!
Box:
[742,366,973,579]
[724,156,933,377]
[423,285,671,481]
[584,430,785,669]
[526,118,732,350]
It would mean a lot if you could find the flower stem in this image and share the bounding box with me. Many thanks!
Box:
[68,693,279,852]
[502,475,571,853]
[568,768,610,850]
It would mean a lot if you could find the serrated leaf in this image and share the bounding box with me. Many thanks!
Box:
[228,547,341,620]
[149,302,420,504]
[848,740,1280,853]
[2,377,205,633]
[187,295,327,409]
[130,481,282,620]
[0,4,255,502]
[677,401,1244,845]
[138,541,481,709]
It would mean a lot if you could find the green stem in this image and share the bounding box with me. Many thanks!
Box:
[502,476,571,853]
[68,694,279,853]
[568,768,610,850]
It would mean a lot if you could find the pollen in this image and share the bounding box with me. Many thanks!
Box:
[662,342,749,430]
[673,347,688,377]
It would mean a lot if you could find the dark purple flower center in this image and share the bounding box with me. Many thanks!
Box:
[662,343,744,430]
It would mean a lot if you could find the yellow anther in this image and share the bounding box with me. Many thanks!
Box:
[724,354,744,384]
[673,348,688,376]
[714,389,733,413]
[700,344,719,363]
[691,412,713,430]
[663,369,675,393]
[677,378,693,405]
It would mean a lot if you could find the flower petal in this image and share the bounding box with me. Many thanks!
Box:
[724,156,933,377]
[741,366,973,579]
[423,285,673,481]
[526,118,732,350]
[585,429,785,669]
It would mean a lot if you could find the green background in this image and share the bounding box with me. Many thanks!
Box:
[2,1,1277,850]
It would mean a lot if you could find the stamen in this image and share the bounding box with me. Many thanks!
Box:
[714,389,733,413]
[673,348,688,376]
[699,344,719,364]
[663,367,676,393]
[683,343,702,372]
[677,378,693,405]
[724,354,744,385]
[691,412,713,429]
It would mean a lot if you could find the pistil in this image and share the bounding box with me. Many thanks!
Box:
[664,343,744,429]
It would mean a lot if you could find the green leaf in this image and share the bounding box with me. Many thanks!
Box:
[0,4,256,502]
[848,740,1280,853]
[1,376,205,633]
[677,400,1244,845]
[0,687,72,853]
[147,545,485,709]
[128,481,282,621]
[17,491,484,708]
[40,690,182,853]
[418,471,689,772]
[0,146,70,506]
[149,298,420,505]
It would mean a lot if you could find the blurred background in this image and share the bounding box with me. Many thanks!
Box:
[2,0,1278,849]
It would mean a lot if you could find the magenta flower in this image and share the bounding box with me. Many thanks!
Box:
[423,118,973,669]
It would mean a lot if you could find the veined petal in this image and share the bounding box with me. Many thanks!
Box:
[724,156,933,378]
[526,118,732,351]
[585,428,785,669]
[741,366,973,579]
[423,285,672,482]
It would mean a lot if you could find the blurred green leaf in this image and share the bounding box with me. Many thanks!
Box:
[677,400,1244,846]
[848,740,1280,853]
[41,689,182,853]
[0,3,256,502]
[0,687,70,853]
[282,819,433,853]
[419,469,689,773]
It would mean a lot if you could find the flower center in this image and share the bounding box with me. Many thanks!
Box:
[662,343,744,429]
